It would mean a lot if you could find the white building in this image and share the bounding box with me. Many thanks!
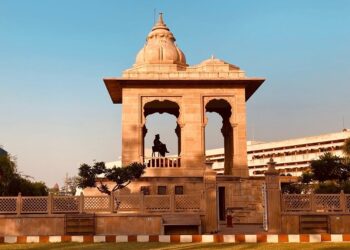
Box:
[206,129,350,177]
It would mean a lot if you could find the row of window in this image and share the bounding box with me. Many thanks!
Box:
[252,166,309,176]
[248,139,345,154]
[250,145,342,160]
[249,160,310,169]
[140,185,184,195]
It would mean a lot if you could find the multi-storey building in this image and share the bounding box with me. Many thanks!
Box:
[207,129,350,176]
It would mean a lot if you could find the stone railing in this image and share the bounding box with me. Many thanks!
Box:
[117,194,202,213]
[144,156,181,168]
[175,194,201,212]
[0,192,203,215]
[281,191,350,213]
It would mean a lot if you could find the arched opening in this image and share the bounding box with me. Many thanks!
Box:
[205,99,233,175]
[205,112,224,173]
[205,112,224,149]
[142,100,181,167]
[144,113,178,156]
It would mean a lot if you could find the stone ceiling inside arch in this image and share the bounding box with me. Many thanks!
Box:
[144,100,179,117]
[205,99,232,118]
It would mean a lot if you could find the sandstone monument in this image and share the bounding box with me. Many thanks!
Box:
[2,14,350,238]
[102,13,266,233]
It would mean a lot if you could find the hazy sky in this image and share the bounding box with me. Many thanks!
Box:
[1,1,349,187]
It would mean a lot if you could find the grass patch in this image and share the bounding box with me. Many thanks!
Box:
[1,243,350,250]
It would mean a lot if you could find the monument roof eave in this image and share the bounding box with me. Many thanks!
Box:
[103,78,265,104]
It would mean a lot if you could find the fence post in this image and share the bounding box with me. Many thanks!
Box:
[340,190,346,212]
[280,192,284,212]
[48,193,53,215]
[310,193,315,212]
[16,192,22,215]
[79,192,84,213]
[170,193,175,213]
[264,158,281,233]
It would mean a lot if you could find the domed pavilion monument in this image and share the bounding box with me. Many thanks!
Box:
[103,14,266,233]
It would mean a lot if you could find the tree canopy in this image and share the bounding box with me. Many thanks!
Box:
[78,161,146,195]
[310,152,350,183]
[283,150,350,194]
[344,138,350,156]
[344,138,350,165]
[0,154,48,196]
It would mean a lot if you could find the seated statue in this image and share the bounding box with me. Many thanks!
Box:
[152,134,169,157]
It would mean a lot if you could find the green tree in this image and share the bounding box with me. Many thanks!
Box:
[0,154,16,195]
[310,152,350,183]
[314,181,341,194]
[344,138,350,156]
[7,177,48,196]
[300,171,314,184]
[78,161,145,195]
[282,152,350,194]
[343,138,350,165]
[0,154,48,196]
[341,181,350,194]
[281,182,303,194]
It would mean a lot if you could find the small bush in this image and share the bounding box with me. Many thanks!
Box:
[341,181,350,194]
[314,181,340,194]
[281,183,303,194]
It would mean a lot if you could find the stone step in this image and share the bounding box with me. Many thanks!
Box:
[64,213,95,235]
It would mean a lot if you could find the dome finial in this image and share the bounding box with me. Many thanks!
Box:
[152,12,168,30]
[157,12,164,25]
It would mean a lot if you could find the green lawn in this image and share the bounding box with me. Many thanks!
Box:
[1,243,350,250]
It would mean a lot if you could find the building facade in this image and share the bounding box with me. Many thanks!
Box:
[206,129,350,176]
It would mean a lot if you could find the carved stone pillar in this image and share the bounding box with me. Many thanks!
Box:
[175,124,181,156]
[142,125,148,158]
[230,97,248,177]
[204,168,217,233]
[221,117,233,175]
[202,115,208,162]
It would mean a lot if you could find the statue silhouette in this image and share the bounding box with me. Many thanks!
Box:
[152,134,169,157]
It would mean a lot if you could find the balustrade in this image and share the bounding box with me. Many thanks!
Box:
[0,197,17,214]
[0,192,203,215]
[175,194,201,212]
[282,192,349,213]
[21,196,48,214]
[144,156,181,168]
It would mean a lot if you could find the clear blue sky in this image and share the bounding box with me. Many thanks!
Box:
[1,1,349,187]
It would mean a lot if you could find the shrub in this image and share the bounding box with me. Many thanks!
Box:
[314,181,340,194]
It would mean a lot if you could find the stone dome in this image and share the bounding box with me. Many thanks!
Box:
[135,13,187,66]
[198,56,240,69]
